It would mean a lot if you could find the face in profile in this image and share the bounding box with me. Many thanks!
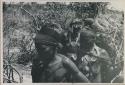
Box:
[80,30,96,51]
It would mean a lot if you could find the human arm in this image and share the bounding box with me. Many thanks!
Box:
[62,56,90,82]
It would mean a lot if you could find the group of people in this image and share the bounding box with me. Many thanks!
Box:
[31,18,123,83]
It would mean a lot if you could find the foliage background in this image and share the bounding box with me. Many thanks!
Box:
[3,2,124,82]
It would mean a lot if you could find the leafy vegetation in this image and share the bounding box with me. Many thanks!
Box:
[3,2,124,82]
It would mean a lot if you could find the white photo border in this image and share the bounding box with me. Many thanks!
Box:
[0,0,125,85]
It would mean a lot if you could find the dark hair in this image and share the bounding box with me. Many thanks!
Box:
[80,30,95,39]
[70,18,82,27]
[84,18,94,26]
[38,22,62,43]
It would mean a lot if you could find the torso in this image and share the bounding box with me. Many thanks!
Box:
[32,54,70,82]
[41,54,68,82]
[77,44,105,82]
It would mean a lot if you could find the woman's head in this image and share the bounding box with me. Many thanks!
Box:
[34,33,60,62]
[80,30,96,51]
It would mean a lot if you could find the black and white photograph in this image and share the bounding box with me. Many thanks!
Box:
[2,1,124,83]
